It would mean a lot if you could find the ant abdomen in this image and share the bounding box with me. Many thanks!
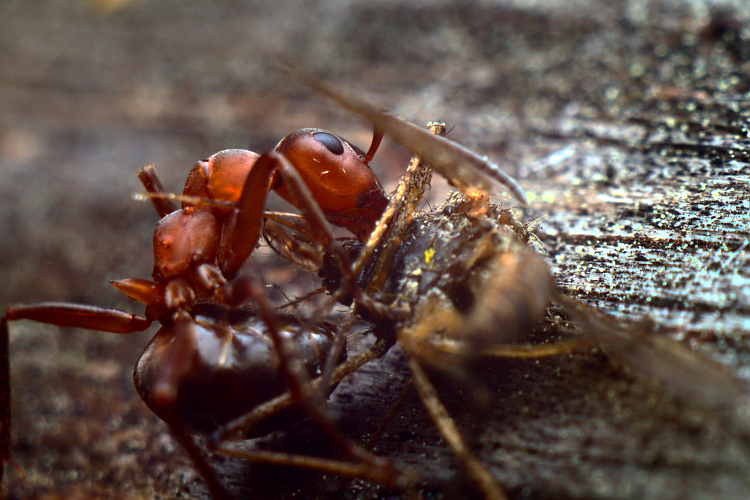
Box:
[134,304,342,437]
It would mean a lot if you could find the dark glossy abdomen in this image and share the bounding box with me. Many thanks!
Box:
[134,304,341,436]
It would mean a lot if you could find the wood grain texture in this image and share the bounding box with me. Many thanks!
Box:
[2,1,749,499]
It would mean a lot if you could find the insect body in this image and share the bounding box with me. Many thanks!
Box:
[371,197,552,352]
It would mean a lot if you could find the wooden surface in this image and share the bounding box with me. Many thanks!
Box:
[2,0,750,499]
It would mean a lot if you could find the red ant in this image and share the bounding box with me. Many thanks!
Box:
[0,123,413,498]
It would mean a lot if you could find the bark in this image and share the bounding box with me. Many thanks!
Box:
[2,1,749,499]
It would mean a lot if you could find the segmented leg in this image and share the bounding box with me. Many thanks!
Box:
[0,318,11,481]
[407,355,508,500]
[4,303,151,334]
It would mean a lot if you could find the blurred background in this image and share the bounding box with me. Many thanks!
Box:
[2,0,750,498]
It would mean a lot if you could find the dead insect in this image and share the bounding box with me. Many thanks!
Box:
[242,68,749,500]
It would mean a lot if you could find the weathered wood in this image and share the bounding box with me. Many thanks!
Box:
[2,1,749,499]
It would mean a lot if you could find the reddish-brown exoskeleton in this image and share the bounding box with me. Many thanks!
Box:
[0,124,401,498]
[0,58,545,497]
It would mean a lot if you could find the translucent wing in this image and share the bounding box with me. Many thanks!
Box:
[287,65,528,206]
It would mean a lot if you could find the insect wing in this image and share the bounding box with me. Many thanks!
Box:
[556,293,748,411]
[288,66,528,206]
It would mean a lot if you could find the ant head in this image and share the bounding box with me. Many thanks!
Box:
[274,128,388,241]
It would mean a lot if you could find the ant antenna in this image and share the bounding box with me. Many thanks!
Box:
[134,192,238,210]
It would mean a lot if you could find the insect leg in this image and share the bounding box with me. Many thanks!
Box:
[1,318,10,482]
[138,165,178,217]
[0,304,153,486]
[407,355,508,500]
[4,303,152,334]
[168,418,232,500]
[214,446,410,488]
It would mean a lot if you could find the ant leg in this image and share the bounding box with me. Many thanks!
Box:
[250,153,346,265]
[167,414,232,500]
[150,310,198,404]
[218,276,316,402]
[214,445,410,489]
[324,376,415,500]
[138,165,178,217]
[364,378,413,450]
[0,304,153,484]
[4,303,151,334]
[220,151,348,281]
[1,318,10,481]
[217,152,277,278]
[310,313,351,408]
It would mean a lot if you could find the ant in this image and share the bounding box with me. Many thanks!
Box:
[0,65,529,496]
[0,112,418,497]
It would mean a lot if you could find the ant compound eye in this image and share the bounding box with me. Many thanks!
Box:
[313,132,345,155]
